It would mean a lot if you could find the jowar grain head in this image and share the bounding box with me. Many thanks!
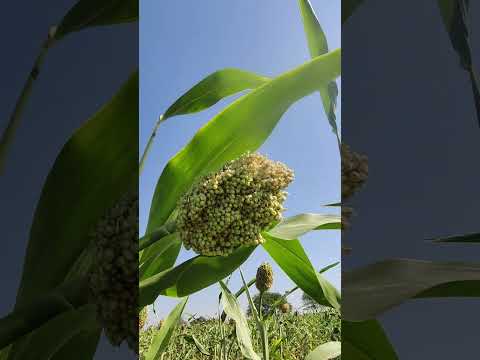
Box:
[177,152,294,257]
[88,193,139,352]
[256,262,274,293]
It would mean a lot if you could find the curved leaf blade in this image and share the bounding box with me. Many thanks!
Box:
[343,259,480,321]
[430,231,480,244]
[261,233,340,310]
[139,246,256,307]
[268,213,340,240]
[144,298,188,360]
[56,0,138,39]
[343,320,398,360]
[219,281,260,360]
[298,0,339,135]
[163,68,269,120]
[305,341,341,360]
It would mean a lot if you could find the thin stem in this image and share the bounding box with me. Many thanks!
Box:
[139,114,165,175]
[0,30,56,174]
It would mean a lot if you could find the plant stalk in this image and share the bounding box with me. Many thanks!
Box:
[139,114,165,175]
[0,30,56,174]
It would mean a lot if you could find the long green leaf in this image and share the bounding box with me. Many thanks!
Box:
[430,231,480,244]
[305,341,341,360]
[261,233,340,310]
[343,259,480,321]
[297,0,339,136]
[7,305,98,360]
[55,0,138,39]
[219,281,260,360]
[144,298,188,360]
[343,320,398,360]
[268,213,340,240]
[437,0,480,126]
[139,246,256,307]
[163,68,269,120]
[140,233,182,280]
[144,50,341,270]
[342,0,365,24]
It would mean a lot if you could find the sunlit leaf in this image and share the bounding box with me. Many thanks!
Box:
[305,341,341,360]
[268,213,340,240]
[219,281,260,360]
[144,298,188,360]
[262,233,340,310]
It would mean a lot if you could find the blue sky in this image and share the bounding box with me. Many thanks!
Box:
[140,0,340,322]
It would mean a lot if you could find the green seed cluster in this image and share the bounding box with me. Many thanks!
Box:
[177,153,294,257]
[139,307,147,330]
[88,194,139,352]
[341,143,368,201]
[256,262,274,293]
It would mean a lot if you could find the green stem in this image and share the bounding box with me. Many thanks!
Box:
[0,31,56,174]
[139,114,165,175]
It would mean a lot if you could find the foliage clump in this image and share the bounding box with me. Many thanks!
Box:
[256,262,274,293]
[88,193,139,352]
[177,153,294,256]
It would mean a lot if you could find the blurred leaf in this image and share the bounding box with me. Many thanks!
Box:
[437,0,480,125]
[55,0,138,39]
[49,330,101,360]
[343,320,398,360]
[8,72,137,359]
[144,298,188,360]
[297,0,339,135]
[305,341,341,360]
[430,231,480,244]
[144,50,341,271]
[139,246,256,307]
[16,72,137,307]
[183,334,210,356]
[7,305,98,360]
[163,68,269,120]
[343,259,480,321]
[0,278,89,349]
[262,233,340,310]
[219,281,260,360]
[342,0,365,24]
[268,213,340,240]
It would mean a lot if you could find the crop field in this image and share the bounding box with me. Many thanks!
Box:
[140,310,341,360]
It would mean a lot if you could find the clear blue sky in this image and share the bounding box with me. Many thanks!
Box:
[140,0,340,322]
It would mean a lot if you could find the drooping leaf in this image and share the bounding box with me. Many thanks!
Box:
[0,278,89,349]
[297,0,339,135]
[268,213,340,240]
[430,231,480,244]
[7,73,137,359]
[262,233,340,310]
[219,281,260,360]
[305,341,341,360]
[16,72,137,307]
[7,305,98,360]
[144,298,188,360]
[343,320,398,360]
[55,0,138,39]
[139,246,256,307]
[144,50,341,271]
[183,334,210,356]
[163,68,269,120]
[343,259,480,321]
[437,0,480,125]
[342,0,365,24]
